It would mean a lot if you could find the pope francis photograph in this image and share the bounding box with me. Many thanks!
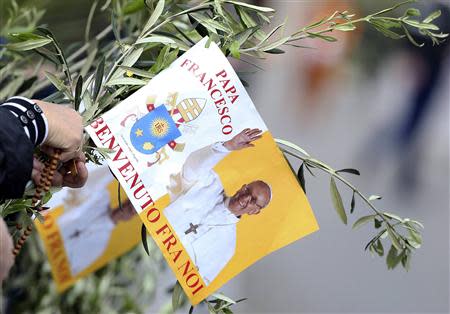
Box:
[57,166,137,276]
[164,128,272,285]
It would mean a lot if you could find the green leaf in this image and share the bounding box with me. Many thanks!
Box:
[334,23,356,31]
[423,10,441,24]
[172,281,183,310]
[82,93,97,125]
[382,212,403,222]
[5,38,52,51]
[93,56,105,101]
[387,227,402,251]
[236,6,256,28]
[260,35,290,52]
[141,224,149,255]
[330,177,347,225]
[352,214,375,229]
[265,48,284,54]
[336,168,360,175]
[118,66,154,78]
[374,218,382,229]
[386,245,398,269]
[371,21,405,40]
[226,0,274,13]
[297,163,305,193]
[368,195,382,201]
[229,41,240,58]
[401,252,411,271]
[123,0,145,15]
[306,32,337,42]
[136,35,176,45]
[405,8,420,17]
[404,19,439,31]
[74,75,83,111]
[374,239,384,256]
[105,77,147,86]
[211,293,236,304]
[234,26,259,45]
[141,0,165,35]
[34,47,60,65]
[350,191,355,214]
[124,47,144,67]
[275,139,310,156]
[408,228,422,245]
[44,71,73,100]
[150,45,169,74]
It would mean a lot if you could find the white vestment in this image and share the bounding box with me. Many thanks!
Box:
[57,168,114,276]
[164,143,239,285]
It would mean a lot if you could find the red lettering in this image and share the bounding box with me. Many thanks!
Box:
[146,207,160,223]
[118,161,135,179]
[191,283,204,295]
[218,107,229,115]
[170,249,182,263]
[95,125,112,142]
[222,124,233,135]
[178,260,194,277]
[210,89,222,100]
[188,63,199,73]
[215,69,227,78]
[90,117,104,129]
[180,59,191,68]
[186,273,200,288]
[220,115,231,125]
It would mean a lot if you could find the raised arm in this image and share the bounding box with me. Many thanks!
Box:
[181,128,262,182]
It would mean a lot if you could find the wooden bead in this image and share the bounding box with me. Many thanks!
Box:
[24,230,31,236]
[16,223,22,230]
[20,234,27,241]
[27,225,32,231]
[18,239,25,246]
[13,248,19,256]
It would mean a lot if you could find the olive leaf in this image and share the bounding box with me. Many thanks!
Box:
[330,177,347,225]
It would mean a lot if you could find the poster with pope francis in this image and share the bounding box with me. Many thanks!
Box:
[86,37,319,304]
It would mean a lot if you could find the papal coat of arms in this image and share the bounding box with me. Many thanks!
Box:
[128,92,206,166]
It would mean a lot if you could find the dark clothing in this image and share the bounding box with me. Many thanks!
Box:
[0,108,33,199]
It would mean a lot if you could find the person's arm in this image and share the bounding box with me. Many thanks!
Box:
[181,142,230,182]
[181,128,263,182]
[0,97,88,198]
[0,97,46,199]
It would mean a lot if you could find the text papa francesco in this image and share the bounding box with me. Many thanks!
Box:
[179,58,240,135]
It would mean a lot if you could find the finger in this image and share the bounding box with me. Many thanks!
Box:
[33,158,44,171]
[60,150,80,162]
[63,161,88,188]
[244,143,255,148]
[51,171,64,187]
[248,129,262,137]
[242,128,250,135]
[31,169,41,185]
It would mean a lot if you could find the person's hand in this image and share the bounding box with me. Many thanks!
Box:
[110,200,137,224]
[32,152,88,188]
[223,128,262,151]
[33,100,83,162]
[0,218,14,282]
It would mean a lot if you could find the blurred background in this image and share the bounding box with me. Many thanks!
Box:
[1,0,449,313]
